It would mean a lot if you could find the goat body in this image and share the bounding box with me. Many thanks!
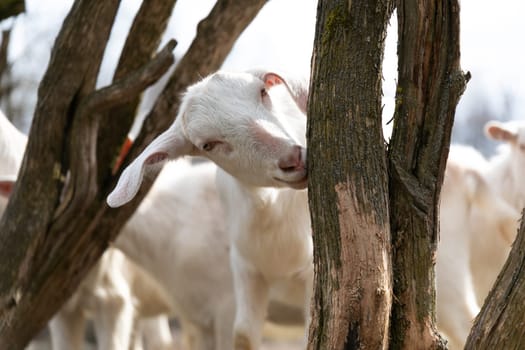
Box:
[49,248,173,350]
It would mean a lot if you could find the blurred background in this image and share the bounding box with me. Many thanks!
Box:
[0,0,523,156]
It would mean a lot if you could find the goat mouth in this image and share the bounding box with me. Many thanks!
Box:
[274,175,308,189]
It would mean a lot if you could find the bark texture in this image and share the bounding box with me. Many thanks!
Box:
[307,1,394,349]
[0,0,24,21]
[465,212,525,349]
[0,0,266,348]
[388,1,469,349]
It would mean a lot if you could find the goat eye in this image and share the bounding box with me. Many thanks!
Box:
[202,142,217,152]
[260,88,268,98]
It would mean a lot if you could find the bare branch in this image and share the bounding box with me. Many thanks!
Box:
[54,40,176,220]
[83,40,176,114]
[0,30,11,79]
[0,0,24,21]
[97,0,178,188]
[0,1,121,347]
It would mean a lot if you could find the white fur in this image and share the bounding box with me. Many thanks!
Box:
[436,145,519,350]
[49,248,173,350]
[108,70,312,350]
[116,159,236,350]
[0,110,26,177]
[115,158,305,350]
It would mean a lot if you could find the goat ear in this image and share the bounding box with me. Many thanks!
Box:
[263,73,285,90]
[485,121,518,143]
[107,124,192,208]
[249,69,309,114]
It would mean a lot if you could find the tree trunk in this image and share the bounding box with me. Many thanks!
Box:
[307,1,394,349]
[388,1,468,349]
[0,0,24,21]
[465,211,525,349]
[308,0,469,349]
[0,0,266,348]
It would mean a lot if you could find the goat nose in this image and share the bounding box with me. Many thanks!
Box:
[278,145,305,172]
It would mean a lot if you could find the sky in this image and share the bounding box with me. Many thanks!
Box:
[2,0,523,154]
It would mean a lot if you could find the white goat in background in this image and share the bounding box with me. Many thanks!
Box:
[108,70,312,350]
[483,120,525,213]
[49,249,174,350]
[436,145,519,350]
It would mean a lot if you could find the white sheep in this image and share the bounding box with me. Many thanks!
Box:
[436,145,519,350]
[107,70,312,350]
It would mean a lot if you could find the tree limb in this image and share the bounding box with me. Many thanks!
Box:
[388,1,468,348]
[97,0,178,188]
[0,0,24,21]
[0,1,121,347]
[54,40,176,220]
[83,40,176,114]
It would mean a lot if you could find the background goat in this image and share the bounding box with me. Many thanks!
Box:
[436,145,519,349]
[483,120,525,213]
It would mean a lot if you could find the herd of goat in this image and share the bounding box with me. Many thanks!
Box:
[0,70,523,350]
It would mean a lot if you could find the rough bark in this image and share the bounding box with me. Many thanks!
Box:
[0,0,266,348]
[0,29,10,78]
[388,1,469,349]
[464,212,525,349]
[0,0,24,21]
[307,1,394,349]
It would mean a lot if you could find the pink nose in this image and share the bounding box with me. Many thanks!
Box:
[278,145,305,172]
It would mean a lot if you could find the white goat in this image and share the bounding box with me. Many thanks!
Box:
[49,249,173,350]
[436,145,519,350]
[483,119,525,213]
[107,70,312,350]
